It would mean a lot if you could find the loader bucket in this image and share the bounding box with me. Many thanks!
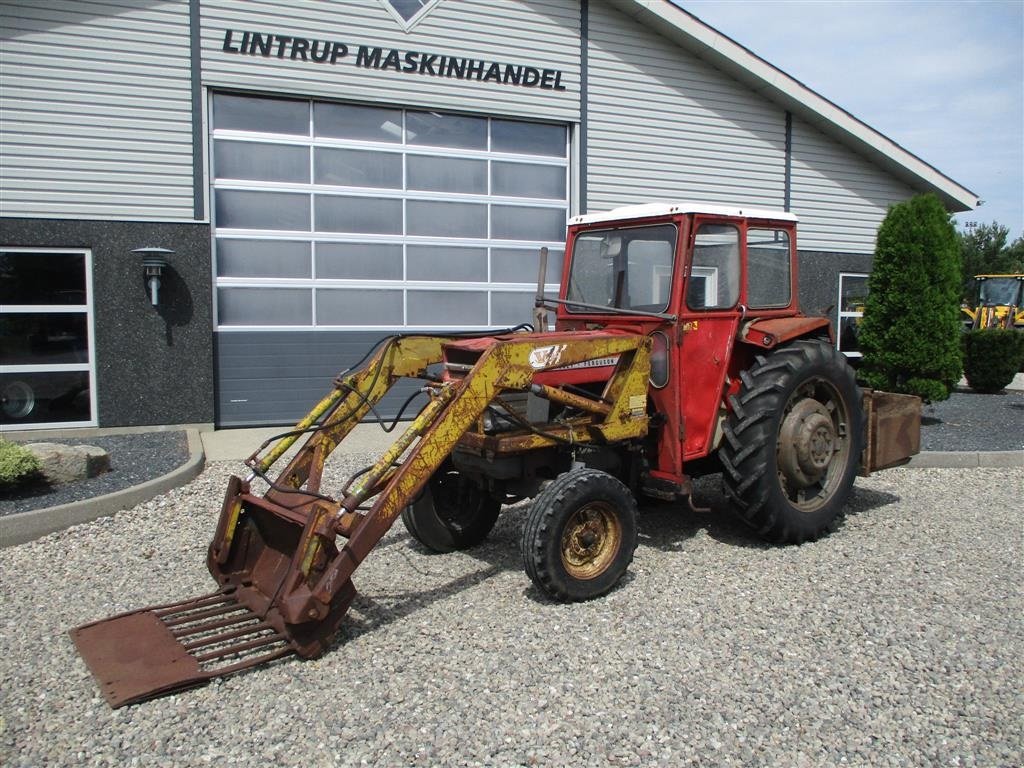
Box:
[71,476,357,707]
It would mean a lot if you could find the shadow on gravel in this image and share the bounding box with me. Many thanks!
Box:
[330,478,906,644]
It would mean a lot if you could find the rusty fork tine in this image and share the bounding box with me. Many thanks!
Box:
[182,622,274,652]
[194,634,285,664]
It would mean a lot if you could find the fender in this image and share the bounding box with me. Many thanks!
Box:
[738,315,833,350]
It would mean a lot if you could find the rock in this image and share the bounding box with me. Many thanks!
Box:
[23,442,110,485]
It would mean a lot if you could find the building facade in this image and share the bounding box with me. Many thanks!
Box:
[0,0,977,429]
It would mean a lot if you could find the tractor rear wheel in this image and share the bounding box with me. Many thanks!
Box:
[522,468,638,602]
[720,338,864,544]
[401,462,501,553]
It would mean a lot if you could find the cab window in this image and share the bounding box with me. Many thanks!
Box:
[688,224,739,310]
[747,228,792,308]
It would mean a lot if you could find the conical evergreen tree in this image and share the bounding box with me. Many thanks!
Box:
[858,194,962,402]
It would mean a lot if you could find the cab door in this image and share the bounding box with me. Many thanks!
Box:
[677,219,745,460]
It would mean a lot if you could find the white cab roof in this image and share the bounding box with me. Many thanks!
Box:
[569,202,799,226]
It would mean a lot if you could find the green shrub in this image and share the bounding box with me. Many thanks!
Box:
[962,329,1024,393]
[0,440,41,487]
[858,194,963,402]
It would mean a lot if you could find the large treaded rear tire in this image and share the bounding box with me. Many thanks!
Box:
[720,338,864,544]
[401,462,501,553]
[521,468,638,602]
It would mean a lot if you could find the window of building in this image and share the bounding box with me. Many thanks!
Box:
[0,249,96,428]
[838,273,869,357]
[211,95,569,331]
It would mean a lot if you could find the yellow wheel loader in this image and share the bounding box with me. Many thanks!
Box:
[961,274,1024,330]
[72,203,922,707]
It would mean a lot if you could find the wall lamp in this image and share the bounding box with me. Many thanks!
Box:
[132,247,174,306]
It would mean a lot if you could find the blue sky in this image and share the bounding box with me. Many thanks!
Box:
[677,0,1024,241]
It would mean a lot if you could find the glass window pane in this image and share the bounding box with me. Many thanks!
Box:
[407,290,487,326]
[491,248,564,284]
[314,102,403,143]
[407,201,487,238]
[838,315,862,354]
[491,291,534,326]
[316,289,403,325]
[215,190,310,231]
[213,93,308,135]
[218,287,311,325]
[1,370,90,425]
[407,246,486,282]
[214,140,309,183]
[689,224,740,310]
[216,239,311,278]
[491,119,566,157]
[407,155,486,194]
[315,148,402,188]
[0,313,89,365]
[407,111,486,149]
[840,275,869,313]
[492,162,566,199]
[491,205,565,242]
[317,243,403,280]
[567,224,677,313]
[746,229,791,308]
[315,196,402,234]
[0,251,86,305]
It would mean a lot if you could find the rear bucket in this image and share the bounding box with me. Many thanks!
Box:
[71,476,357,707]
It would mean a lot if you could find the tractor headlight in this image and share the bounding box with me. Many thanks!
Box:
[649,331,670,389]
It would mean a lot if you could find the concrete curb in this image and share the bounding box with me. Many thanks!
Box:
[908,450,1024,469]
[0,428,206,549]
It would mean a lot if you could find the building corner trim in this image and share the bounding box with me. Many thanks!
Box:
[190,0,204,220]
[784,110,793,212]
[579,0,589,216]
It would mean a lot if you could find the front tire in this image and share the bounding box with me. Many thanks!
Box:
[720,339,864,544]
[521,468,638,602]
[401,462,501,553]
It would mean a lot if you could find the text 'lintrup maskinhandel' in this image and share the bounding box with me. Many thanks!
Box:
[221,30,569,92]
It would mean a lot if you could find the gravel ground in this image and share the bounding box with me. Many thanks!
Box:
[0,432,189,517]
[920,390,1024,451]
[1,457,1021,767]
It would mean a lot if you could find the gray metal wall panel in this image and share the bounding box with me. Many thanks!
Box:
[585,0,786,213]
[199,0,581,123]
[215,330,422,427]
[0,0,196,220]
[790,117,916,253]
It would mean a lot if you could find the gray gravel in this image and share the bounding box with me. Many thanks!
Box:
[920,390,1024,451]
[0,432,189,516]
[1,456,1022,767]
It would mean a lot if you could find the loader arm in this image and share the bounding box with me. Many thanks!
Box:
[72,330,652,707]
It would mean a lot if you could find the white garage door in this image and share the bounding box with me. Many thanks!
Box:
[211,93,569,332]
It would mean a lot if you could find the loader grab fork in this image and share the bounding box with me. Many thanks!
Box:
[72,331,651,707]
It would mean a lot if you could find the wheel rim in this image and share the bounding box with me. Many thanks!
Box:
[776,378,852,513]
[2,381,35,419]
[560,502,622,580]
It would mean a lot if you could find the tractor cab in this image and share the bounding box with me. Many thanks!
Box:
[552,204,830,482]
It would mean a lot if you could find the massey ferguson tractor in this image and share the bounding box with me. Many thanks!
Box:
[73,203,920,707]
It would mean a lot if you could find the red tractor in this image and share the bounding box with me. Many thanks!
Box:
[73,203,919,706]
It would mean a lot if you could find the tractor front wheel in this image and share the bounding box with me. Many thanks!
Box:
[720,339,864,544]
[401,462,501,553]
[522,468,638,602]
